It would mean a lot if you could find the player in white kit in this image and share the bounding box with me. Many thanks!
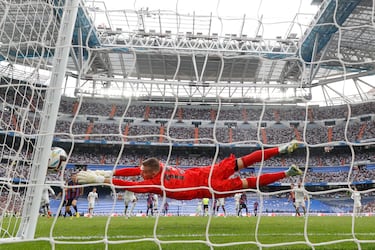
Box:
[351,186,362,217]
[124,190,137,218]
[234,193,242,216]
[87,187,98,218]
[293,182,307,216]
[40,185,55,218]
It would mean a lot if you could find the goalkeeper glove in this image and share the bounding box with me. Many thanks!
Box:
[77,171,105,184]
[94,170,113,178]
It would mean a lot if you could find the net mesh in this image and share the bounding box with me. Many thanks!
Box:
[0,0,374,249]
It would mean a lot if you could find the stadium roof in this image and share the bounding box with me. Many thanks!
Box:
[0,0,374,105]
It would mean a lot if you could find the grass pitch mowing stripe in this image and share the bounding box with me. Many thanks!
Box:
[1,216,374,249]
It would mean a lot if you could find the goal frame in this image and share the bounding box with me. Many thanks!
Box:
[14,0,79,240]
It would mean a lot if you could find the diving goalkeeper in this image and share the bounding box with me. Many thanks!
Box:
[77,141,302,200]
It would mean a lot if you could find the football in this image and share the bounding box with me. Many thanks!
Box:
[48,147,67,171]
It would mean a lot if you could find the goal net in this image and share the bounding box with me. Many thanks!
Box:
[1,0,374,249]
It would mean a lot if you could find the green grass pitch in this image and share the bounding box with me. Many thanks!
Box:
[2,215,374,249]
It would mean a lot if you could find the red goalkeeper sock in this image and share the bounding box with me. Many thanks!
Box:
[241,148,279,167]
[246,172,286,188]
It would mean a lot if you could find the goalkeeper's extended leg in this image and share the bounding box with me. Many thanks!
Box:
[237,140,301,170]
[242,165,302,188]
[217,165,302,191]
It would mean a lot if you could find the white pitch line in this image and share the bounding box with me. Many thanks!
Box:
[48,232,375,241]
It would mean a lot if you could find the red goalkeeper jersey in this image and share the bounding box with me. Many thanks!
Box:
[111,148,286,200]
[112,155,242,200]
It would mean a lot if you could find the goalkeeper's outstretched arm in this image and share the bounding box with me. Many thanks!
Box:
[94,167,141,178]
[77,170,161,194]
[114,167,141,176]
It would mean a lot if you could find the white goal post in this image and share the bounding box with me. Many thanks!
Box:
[0,0,79,240]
